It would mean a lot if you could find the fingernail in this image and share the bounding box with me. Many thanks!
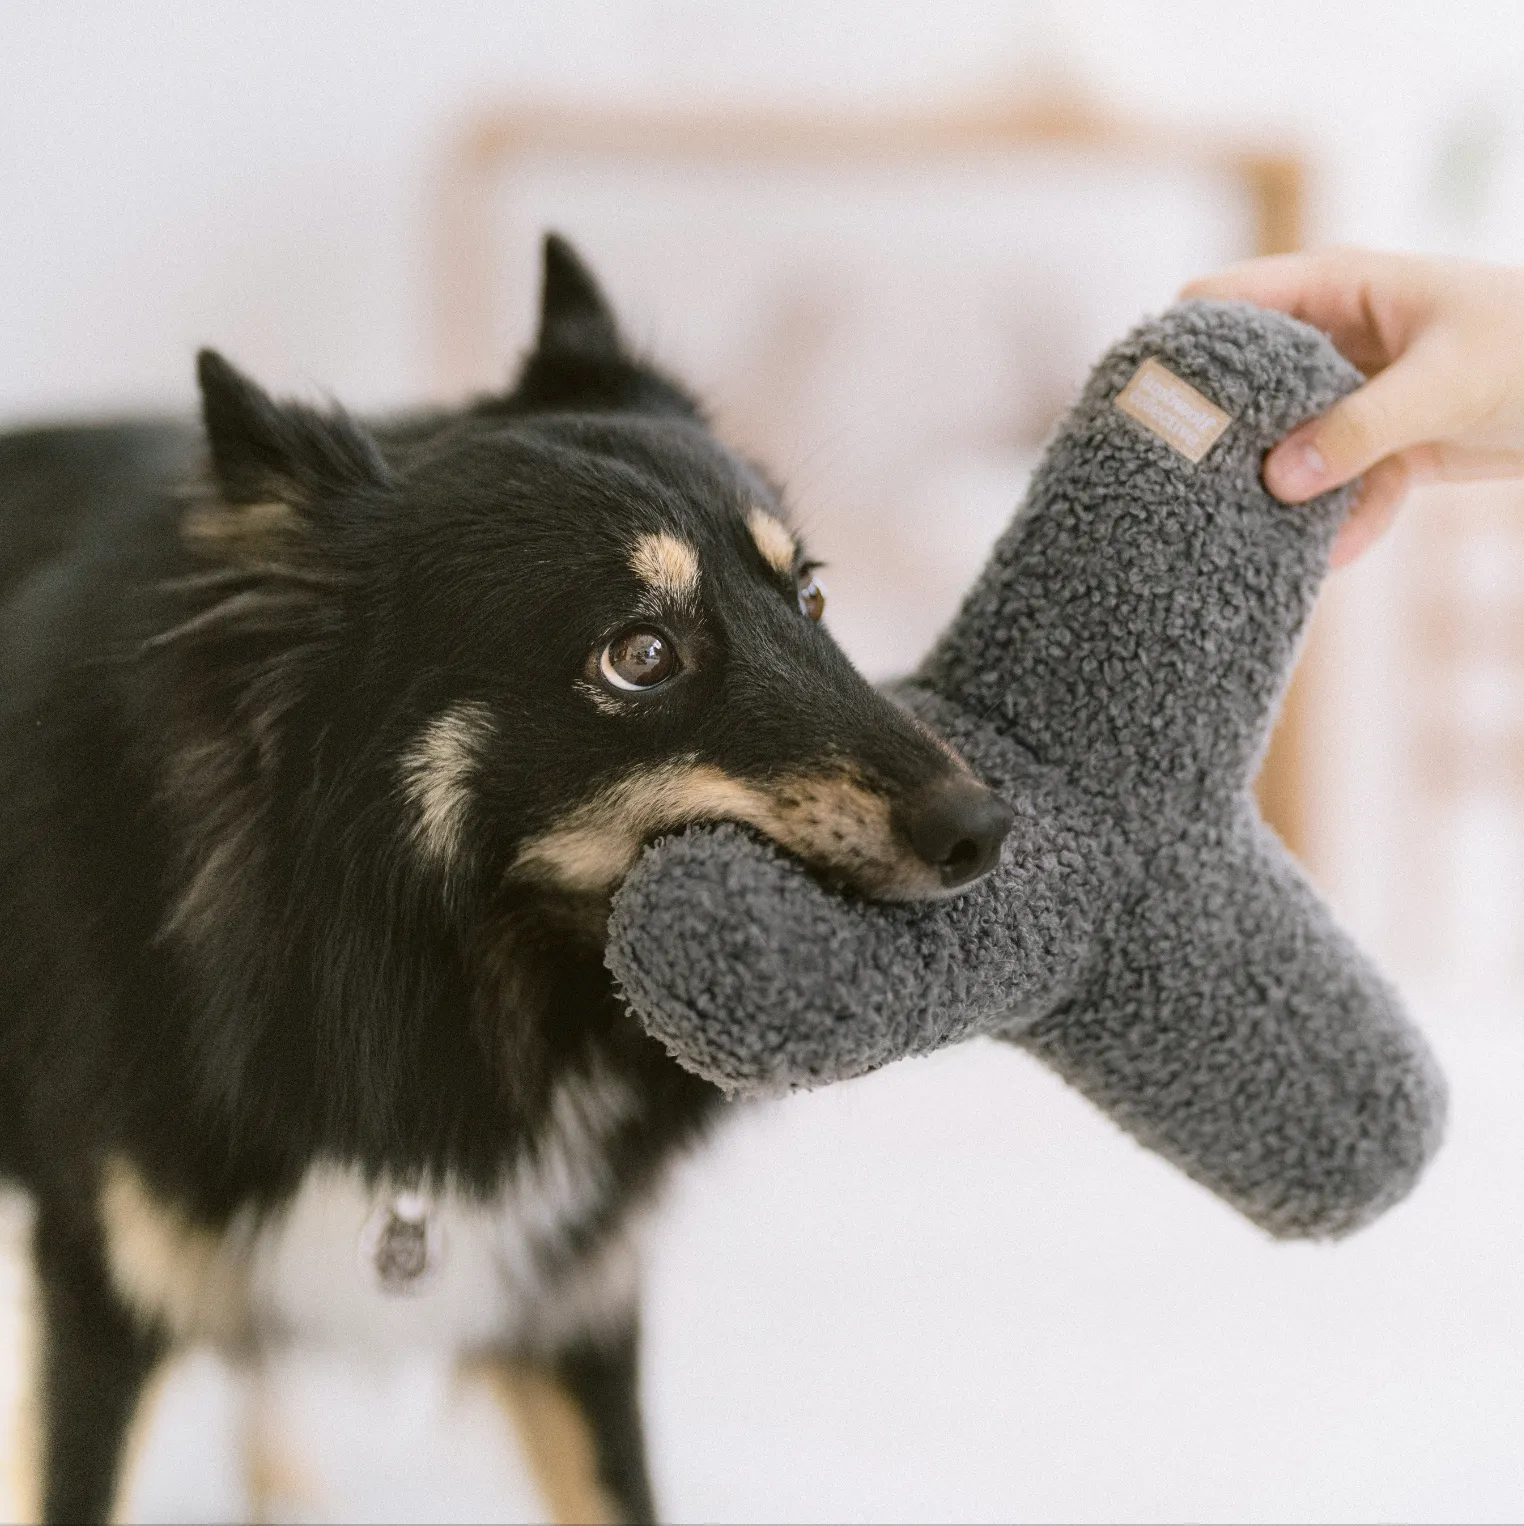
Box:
[1265,437,1327,501]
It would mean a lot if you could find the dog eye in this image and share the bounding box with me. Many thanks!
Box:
[599,627,677,691]
[797,568,826,622]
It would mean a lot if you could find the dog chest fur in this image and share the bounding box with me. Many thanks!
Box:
[98,1068,640,1360]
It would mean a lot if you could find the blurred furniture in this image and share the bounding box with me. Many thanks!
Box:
[432,92,1314,857]
[1400,480,1524,973]
[1410,483,1524,795]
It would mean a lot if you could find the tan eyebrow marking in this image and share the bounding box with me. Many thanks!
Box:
[746,507,797,575]
[628,532,700,603]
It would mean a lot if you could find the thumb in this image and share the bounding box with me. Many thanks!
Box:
[1263,334,1466,502]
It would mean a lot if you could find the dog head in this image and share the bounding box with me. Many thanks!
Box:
[186,236,1013,928]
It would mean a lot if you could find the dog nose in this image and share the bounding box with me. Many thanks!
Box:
[900,774,1015,889]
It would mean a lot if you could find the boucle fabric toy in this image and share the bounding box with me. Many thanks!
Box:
[608,300,1447,1239]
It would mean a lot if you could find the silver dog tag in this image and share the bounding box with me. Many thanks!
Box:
[359,1191,445,1294]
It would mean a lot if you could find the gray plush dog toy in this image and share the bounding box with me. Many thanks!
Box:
[607,300,1447,1240]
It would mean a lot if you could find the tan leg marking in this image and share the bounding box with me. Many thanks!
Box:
[242,1366,326,1526]
[513,760,943,900]
[469,1359,616,1526]
[107,1358,176,1526]
[746,507,796,574]
[628,532,700,606]
[6,1232,40,1526]
[8,1394,38,1526]
[7,1271,170,1526]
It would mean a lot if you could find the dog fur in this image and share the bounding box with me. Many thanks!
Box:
[0,234,1011,1521]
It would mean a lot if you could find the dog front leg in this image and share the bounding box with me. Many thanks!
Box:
[29,1206,164,1524]
[468,1320,654,1526]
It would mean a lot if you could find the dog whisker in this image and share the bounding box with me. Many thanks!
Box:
[139,589,321,652]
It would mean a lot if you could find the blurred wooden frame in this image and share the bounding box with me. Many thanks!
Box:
[432,94,1314,860]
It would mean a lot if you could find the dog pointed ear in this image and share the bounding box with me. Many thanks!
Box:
[536,233,623,360]
[196,349,391,506]
[485,233,700,419]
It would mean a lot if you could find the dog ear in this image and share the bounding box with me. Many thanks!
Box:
[535,233,624,360]
[196,349,391,506]
[485,233,701,419]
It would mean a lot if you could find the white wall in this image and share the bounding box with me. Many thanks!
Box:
[11,0,1524,420]
[5,4,1524,1521]
[0,1,1058,418]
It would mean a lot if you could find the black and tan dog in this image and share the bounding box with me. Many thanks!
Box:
[0,235,1012,1521]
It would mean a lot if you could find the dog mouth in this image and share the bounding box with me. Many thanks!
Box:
[510,759,1014,903]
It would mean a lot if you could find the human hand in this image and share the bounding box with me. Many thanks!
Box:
[1182,249,1524,565]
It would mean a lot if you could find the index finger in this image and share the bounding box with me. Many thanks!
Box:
[1181,251,1401,375]
[1180,252,1326,313]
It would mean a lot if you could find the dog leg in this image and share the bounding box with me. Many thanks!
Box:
[469,1324,653,1526]
[3,1192,41,1526]
[240,1355,326,1525]
[30,1207,165,1524]
[549,1327,655,1526]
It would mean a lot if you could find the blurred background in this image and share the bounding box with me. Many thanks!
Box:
[3,2,1524,1520]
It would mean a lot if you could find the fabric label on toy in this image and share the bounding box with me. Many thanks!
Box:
[1114,358,1232,462]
